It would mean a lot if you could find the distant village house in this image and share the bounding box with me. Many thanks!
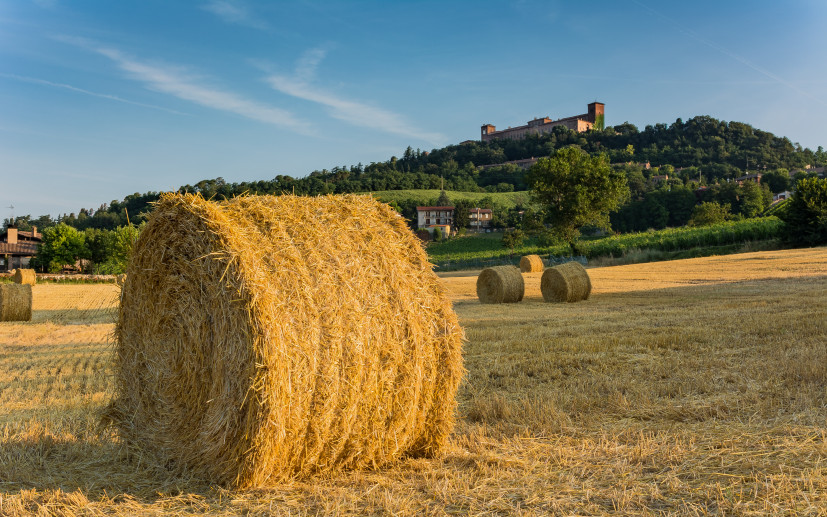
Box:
[734,173,762,185]
[469,208,493,231]
[416,206,493,235]
[0,226,41,271]
[417,206,455,235]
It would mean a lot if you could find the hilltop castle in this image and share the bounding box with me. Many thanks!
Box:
[481,102,604,142]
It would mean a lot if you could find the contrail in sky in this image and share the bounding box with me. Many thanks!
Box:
[0,73,188,115]
[630,0,827,107]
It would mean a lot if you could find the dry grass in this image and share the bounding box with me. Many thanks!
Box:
[1,247,827,514]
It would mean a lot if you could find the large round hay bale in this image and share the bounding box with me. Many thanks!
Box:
[0,284,32,321]
[541,261,592,303]
[519,254,544,273]
[476,265,525,303]
[110,193,464,488]
[12,268,36,285]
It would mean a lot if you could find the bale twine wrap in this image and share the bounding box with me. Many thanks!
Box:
[519,254,545,273]
[541,261,592,303]
[12,268,36,285]
[111,193,464,488]
[0,284,32,321]
[476,265,525,303]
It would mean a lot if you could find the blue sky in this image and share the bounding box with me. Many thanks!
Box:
[2,0,826,218]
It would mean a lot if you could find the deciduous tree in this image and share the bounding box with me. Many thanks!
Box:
[526,147,629,251]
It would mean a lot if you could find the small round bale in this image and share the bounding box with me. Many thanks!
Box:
[519,254,545,273]
[12,268,36,285]
[476,265,525,303]
[541,261,592,303]
[0,284,32,321]
[111,193,464,488]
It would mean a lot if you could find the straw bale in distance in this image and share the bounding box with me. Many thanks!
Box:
[541,261,592,303]
[111,193,464,488]
[476,265,525,303]
[519,254,545,273]
[12,268,36,285]
[0,284,32,321]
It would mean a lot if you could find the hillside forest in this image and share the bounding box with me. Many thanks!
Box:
[6,115,826,237]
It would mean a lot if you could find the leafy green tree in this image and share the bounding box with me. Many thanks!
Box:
[501,229,525,255]
[34,223,89,273]
[436,190,452,207]
[519,208,545,236]
[762,169,791,193]
[780,177,827,246]
[537,229,562,247]
[526,147,629,251]
[738,181,770,218]
[453,199,473,230]
[689,202,731,226]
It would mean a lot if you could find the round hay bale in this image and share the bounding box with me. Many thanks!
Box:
[110,193,464,488]
[0,284,32,321]
[12,268,36,285]
[115,274,126,287]
[519,254,545,273]
[476,265,525,303]
[541,261,592,303]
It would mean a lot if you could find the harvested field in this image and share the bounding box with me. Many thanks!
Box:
[1,247,826,515]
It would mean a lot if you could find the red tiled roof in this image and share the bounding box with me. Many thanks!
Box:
[0,242,38,255]
[469,208,493,213]
[416,206,455,211]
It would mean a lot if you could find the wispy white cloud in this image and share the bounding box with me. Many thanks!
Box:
[58,37,312,133]
[265,49,446,145]
[0,73,187,115]
[201,0,269,30]
[295,47,328,81]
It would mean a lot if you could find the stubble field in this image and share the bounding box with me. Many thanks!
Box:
[1,247,826,515]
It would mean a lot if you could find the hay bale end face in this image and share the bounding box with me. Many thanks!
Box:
[12,269,36,285]
[541,261,592,303]
[112,193,464,488]
[0,284,32,321]
[519,254,545,273]
[476,265,525,303]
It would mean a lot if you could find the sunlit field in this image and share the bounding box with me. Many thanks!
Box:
[1,248,826,515]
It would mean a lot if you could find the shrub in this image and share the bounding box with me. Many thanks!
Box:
[689,202,731,226]
[780,177,827,246]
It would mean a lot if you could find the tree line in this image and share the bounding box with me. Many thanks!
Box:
[5,115,825,235]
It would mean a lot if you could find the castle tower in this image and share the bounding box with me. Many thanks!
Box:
[587,102,605,124]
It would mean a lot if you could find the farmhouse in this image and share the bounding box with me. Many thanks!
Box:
[0,226,41,271]
[469,208,493,232]
[481,102,604,142]
[417,206,455,234]
[416,206,493,234]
